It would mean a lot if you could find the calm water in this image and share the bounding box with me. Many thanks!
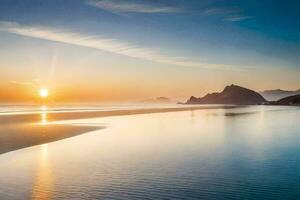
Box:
[0,105,300,200]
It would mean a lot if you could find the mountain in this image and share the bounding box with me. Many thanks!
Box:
[260,89,300,101]
[269,94,300,105]
[186,84,266,105]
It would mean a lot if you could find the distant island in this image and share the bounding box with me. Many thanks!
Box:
[139,97,172,104]
[268,94,300,105]
[260,89,300,101]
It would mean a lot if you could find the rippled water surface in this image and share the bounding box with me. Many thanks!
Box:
[0,106,300,199]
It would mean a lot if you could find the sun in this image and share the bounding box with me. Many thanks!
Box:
[39,88,49,98]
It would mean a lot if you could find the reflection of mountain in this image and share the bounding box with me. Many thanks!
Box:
[260,89,300,101]
[186,84,266,105]
[140,97,172,104]
[269,94,300,105]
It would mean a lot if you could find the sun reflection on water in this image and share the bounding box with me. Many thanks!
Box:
[31,144,54,200]
[40,106,48,125]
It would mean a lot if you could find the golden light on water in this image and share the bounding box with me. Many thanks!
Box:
[40,106,48,125]
[41,113,47,125]
[39,88,49,98]
[31,144,53,200]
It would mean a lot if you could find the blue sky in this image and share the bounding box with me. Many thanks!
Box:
[0,0,299,101]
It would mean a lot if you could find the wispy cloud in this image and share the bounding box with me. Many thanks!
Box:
[10,80,36,86]
[9,79,41,89]
[86,0,180,14]
[203,7,252,22]
[223,16,253,22]
[0,21,247,71]
[203,7,240,16]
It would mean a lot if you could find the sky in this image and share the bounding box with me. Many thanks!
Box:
[0,0,299,103]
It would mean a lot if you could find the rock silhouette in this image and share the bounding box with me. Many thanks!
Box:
[186,84,266,105]
[269,94,300,105]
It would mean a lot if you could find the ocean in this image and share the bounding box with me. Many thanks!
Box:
[0,105,299,199]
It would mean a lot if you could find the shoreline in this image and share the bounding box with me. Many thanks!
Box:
[0,105,238,155]
[0,105,239,124]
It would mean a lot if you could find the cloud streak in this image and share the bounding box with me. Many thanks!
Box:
[223,16,253,22]
[86,0,179,14]
[0,21,246,71]
[203,7,252,22]
[10,80,36,86]
[203,7,240,16]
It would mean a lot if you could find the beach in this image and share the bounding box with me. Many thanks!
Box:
[0,105,237,154]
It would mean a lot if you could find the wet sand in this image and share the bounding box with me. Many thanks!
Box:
[0,123,103,154]
[0,105,237,154]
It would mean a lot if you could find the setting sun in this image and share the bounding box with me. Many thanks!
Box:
[39,88,49,98]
